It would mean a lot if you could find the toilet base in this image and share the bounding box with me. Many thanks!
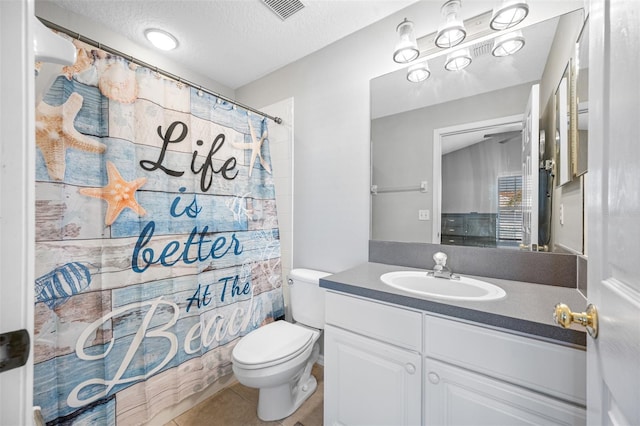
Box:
[256,344,320,421]
[257,374,317,421]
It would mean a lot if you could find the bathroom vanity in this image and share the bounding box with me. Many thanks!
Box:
[321,262,587,426]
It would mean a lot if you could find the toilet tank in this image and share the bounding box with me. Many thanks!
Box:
[289,268,331,329]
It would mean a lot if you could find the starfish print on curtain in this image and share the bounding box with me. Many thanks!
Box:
[232,118,272,177]
[35,92,107,181]
[79,160,147,226]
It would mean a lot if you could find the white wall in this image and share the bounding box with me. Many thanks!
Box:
[236,1,585,271]
[235,1,447,272]
[0,1,36,424]
[35,1,233,98]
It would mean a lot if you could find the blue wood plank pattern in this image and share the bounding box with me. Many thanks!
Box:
[33,289,281,422]
[34,229,281,290]
[41,76,109,137]
[36,137,276,199]
[34,54,282,425]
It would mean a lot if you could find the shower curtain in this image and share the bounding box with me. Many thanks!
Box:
[33,36,284,425]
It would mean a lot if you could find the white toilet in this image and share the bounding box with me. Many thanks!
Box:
[231,268,330,421]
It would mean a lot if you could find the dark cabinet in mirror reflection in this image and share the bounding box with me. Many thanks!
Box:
[441,213,501,248]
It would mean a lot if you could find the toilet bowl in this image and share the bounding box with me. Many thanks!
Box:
[231,268,330,421]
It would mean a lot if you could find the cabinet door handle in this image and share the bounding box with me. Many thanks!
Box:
[427,371,440,384]
[405,363,416,374]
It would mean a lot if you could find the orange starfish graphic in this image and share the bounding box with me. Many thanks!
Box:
[36,92,107,181]
[79,161,147,226]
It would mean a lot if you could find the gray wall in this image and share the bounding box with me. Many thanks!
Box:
[539,10,586,253]
[234,1,585,271]
[371,82,532,242]
[236,1,585,270]
[442,137,522,214]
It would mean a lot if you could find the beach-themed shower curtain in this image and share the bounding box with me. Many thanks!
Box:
[34,36,284,425]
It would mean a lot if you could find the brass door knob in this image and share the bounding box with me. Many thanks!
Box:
[553,303,598,338]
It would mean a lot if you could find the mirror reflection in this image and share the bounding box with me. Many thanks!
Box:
[371,8,587,253]
[575,17,589,177]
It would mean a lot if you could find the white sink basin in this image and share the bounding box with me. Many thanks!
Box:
[380,271,506,301]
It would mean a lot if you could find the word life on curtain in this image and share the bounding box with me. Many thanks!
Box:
[33,35,284,425]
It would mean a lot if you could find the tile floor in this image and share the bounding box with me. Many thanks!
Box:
[165,364,324,426]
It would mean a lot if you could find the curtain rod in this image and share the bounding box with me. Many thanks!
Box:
[38,18,283,125]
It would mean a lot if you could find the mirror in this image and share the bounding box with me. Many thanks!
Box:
[371,8,587,253]
[574,17,589,176]
[556,64,571,186]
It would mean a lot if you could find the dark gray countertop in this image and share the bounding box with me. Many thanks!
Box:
[320,262,587,348]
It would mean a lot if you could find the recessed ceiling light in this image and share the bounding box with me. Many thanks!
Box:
[145,29,178,51]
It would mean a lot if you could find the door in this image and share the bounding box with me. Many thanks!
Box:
[585,1,640,424]
[324,325,422,426]
[521,84,539,250]
[0,0,35,425]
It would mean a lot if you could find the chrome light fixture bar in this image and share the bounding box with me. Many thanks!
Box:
[490,0,529,31]
[444,48,472,71]
[491,30,525,56]
[393,18,420,63]
[407,60,431,82]
[435,0,466,49]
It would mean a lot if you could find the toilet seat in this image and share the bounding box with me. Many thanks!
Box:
[233,321,317,370]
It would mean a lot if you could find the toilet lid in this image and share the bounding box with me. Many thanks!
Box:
[233,321,315,368]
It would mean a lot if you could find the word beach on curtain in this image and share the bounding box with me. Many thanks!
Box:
[33,35,284,425]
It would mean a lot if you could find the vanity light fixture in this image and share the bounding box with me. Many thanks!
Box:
[145,28,178,51]
[444,48,472,71]
[393,18,420,63]
[434,0,466,49]
[491,30,525,56]
[407,60,431,82]
[490,0,529,31]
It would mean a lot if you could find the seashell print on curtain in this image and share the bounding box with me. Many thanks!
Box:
[34,34,284,425]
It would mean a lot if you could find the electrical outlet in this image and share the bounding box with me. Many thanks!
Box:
[559,203,564,225]
[418,209,430,221]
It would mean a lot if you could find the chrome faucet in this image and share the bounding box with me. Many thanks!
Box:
[427,252,460,280]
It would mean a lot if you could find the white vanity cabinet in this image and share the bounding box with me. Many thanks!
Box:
[324,290,587,426]
[423,316,587,425]
[324,291,422,426]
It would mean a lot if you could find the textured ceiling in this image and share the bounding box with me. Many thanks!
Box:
[46,0,421,89]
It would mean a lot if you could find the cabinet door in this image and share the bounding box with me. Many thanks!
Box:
[425,358,586,426]
[324,324,421,426]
